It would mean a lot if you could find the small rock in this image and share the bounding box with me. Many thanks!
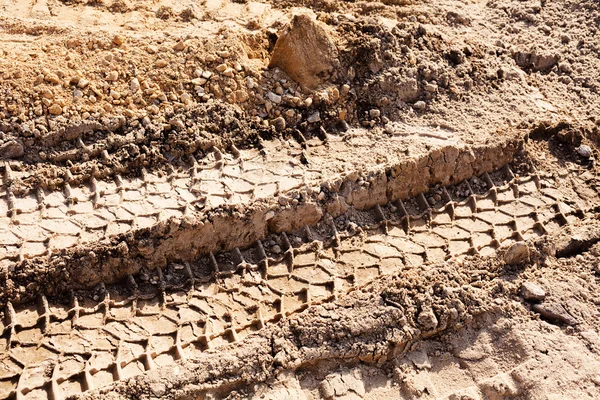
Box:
[173,41,186,51]
[413,100,426,111]
[235,90,248,103]
[48,104,62,115]
[112,34,125,46]
[130,78,140,93]
[77,78,89,89]
[532,302,577,326]
[272,245,282,254]
[271,116,286,132]
[504,242,530,265]
[44,73,60,85]
[215,63,228,73]
[520,282,546,302]
[577,145,593,158]
[106,71,119,82]
[369,109,381,118]
[0,140,24,159]
[267,92,282,104]
[307,111,321,123]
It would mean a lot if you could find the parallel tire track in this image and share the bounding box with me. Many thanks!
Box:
[0,163,597,399]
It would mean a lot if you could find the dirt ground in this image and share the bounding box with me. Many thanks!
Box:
[1,0,600,399]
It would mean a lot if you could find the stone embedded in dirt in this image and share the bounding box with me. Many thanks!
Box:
[0,140,24,159]
[514,50,558,72]
[268,13,338,89]
[407,349,431,370]
[577,145,593,158]
[271,116,286,132]
[532,302,577,326]
[520,282,546,302]
[504,242,530,265]
[48,104,62,115]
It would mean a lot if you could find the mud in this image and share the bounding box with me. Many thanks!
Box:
[1,0,600,399]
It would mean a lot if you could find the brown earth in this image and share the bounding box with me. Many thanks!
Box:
[1,0,600,399]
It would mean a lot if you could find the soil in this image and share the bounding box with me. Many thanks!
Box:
[1,0,600,399]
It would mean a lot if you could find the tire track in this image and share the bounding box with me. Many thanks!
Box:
[0,162,596,399]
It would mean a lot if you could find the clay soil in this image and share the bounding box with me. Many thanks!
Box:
[1,0,600,399]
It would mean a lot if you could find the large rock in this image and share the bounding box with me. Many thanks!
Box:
[269,14,338,89]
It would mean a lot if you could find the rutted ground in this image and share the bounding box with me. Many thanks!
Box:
[1,0,600,399]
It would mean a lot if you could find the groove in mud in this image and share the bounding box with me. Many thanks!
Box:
[1,160,596,400]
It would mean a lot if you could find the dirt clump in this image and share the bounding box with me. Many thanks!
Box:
[269,13,339,89]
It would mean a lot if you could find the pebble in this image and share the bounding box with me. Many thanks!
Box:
[267,92,282,104]
[272,245,282,254]
[77,79,89,88]
[156,59,168,68]
[130,78,140,93]
[112,34,125,46]
[173,41,186,51]
[180,92,192,104]
[215,63,228,73]
[369,109,381,118]
[271,116,286,132]
[504,242,530,265]
[106,71,119,82]
[520,282,545,302]
[307,111,321,123]
[577,145,593,158]
[45,73,60,85]
[201,70,212,79]
[48,104,62,115]
[413,100,426,111]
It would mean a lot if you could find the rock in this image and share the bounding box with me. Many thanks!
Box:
[369,109,381,118]
[577,145,593,158]
[520,282,546,302]
[173,41,185,51]
[44,73,60,85]
[269,13,338,89]
[532,302,577,325]
[413,100,426,111]
[48,104,63,115]
[267,92,282,104]
[130,78,140,93]
[514,50,558,72]
[271,116,286,132]
[0,140,24,159]
[106,71,119,82]
[503,242,530,265]
[307,111,321,123]
[112,34,125,46]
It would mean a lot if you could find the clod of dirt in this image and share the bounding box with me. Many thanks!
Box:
[504,242,530,265]
[0,140,24,159]
[268,13,338,89]
[520,282,546,303]
[514,50,558,72]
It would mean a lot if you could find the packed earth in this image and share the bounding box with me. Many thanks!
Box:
[1,0,600,399]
